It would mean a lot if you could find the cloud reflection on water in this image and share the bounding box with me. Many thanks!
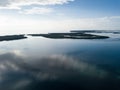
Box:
[0,52,119,90]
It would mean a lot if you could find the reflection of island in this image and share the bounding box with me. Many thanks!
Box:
[0,35,27,41]
[29,32,109,39]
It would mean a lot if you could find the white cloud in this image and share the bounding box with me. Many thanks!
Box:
[19,7,54,15]
[0,0,74,9]
[57,16,120,30]
[0,15,120,34]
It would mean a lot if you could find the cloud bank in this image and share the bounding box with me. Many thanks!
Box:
[0,15,120,34]
[19,7,54,15]
[0,0,74,9]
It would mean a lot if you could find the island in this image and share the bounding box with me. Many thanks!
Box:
[0,35,27,41]
[29,32,109,39]
[0,30,112,41]
[71,30,120,34]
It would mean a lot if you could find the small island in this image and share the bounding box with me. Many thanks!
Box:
[0,35,27,41]
[29,31,109,39]
[71,30,120,34]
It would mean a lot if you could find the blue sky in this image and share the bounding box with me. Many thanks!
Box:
[71,0,120,17]
[0,0,120,34]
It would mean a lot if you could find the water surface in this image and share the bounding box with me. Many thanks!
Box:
[0,34,120,90]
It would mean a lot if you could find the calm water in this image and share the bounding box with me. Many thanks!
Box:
[0,34,120,90]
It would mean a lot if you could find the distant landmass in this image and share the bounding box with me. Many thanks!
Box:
[29,31,109,39]
[1,30,120,41]
[71,30,120,33]
[0,35,27,41]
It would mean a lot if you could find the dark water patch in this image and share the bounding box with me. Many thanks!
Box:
[0,52,120,90]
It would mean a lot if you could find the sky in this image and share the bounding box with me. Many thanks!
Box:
[0,0,120,34]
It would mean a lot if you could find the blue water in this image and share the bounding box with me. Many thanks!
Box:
[0,34,120,90]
